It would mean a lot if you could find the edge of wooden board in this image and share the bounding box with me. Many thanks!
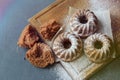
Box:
[28,0,66,27]
[27,0,117,80]
[84,59,115,80]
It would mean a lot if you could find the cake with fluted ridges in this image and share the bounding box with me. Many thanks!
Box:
[84,33,114,63]
[70,9,98,38]
[53,32,82,61]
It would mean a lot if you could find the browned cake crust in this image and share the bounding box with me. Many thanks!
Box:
[26,43,55,68]
[17,24,39,48]
[39,19,61,40]
[70,9,98,38]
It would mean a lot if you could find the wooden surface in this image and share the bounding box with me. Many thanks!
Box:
[29,0,120,79]
[29,0,120,53]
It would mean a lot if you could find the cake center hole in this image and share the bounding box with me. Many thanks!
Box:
[79,15,88,24]
[62,39,71,49]
[94,40,103,49]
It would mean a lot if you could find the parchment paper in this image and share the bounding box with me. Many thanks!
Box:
[59,7,116,80]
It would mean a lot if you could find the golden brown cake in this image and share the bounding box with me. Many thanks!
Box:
[17,24,39,48]
[39,19,61,40]
[69,9,98,38]
[84,33,114,63]
[26,43,55,68]
[53,32,82,62]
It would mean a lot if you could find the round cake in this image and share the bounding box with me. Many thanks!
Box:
[53,32,82,61]
[84,33,114,63]
[69,9,98,38]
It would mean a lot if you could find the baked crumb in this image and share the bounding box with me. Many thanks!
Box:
[26,43,55,68]
[39,19,61,40]
[17,24,39,48]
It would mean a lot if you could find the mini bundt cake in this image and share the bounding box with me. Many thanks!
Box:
[53,32,82,62]
[69,9,98,38]
[84,33,114,63]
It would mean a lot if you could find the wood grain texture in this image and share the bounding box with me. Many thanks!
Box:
[29,0,120,53]
[28,0,120,79]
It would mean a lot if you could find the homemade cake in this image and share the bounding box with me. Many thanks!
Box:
[84,33,114,63]
[39,19,61,40]
[17,24,39,48]
[53,32,82,62]
[69,9,98,38]
[26,43,55,68]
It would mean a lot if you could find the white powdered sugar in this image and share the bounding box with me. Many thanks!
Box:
[57,7,115,80]
[49,63,72,80]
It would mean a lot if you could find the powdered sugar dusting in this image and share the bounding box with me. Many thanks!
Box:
[89,0,120,10]
[49,63,72,80]
[58,7,115,80]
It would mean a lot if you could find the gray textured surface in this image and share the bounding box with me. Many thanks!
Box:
[0,0,72,80]
[0,0,120,80]
[90,58,120,80]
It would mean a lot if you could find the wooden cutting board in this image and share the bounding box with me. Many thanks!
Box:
[28,0,120,80]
